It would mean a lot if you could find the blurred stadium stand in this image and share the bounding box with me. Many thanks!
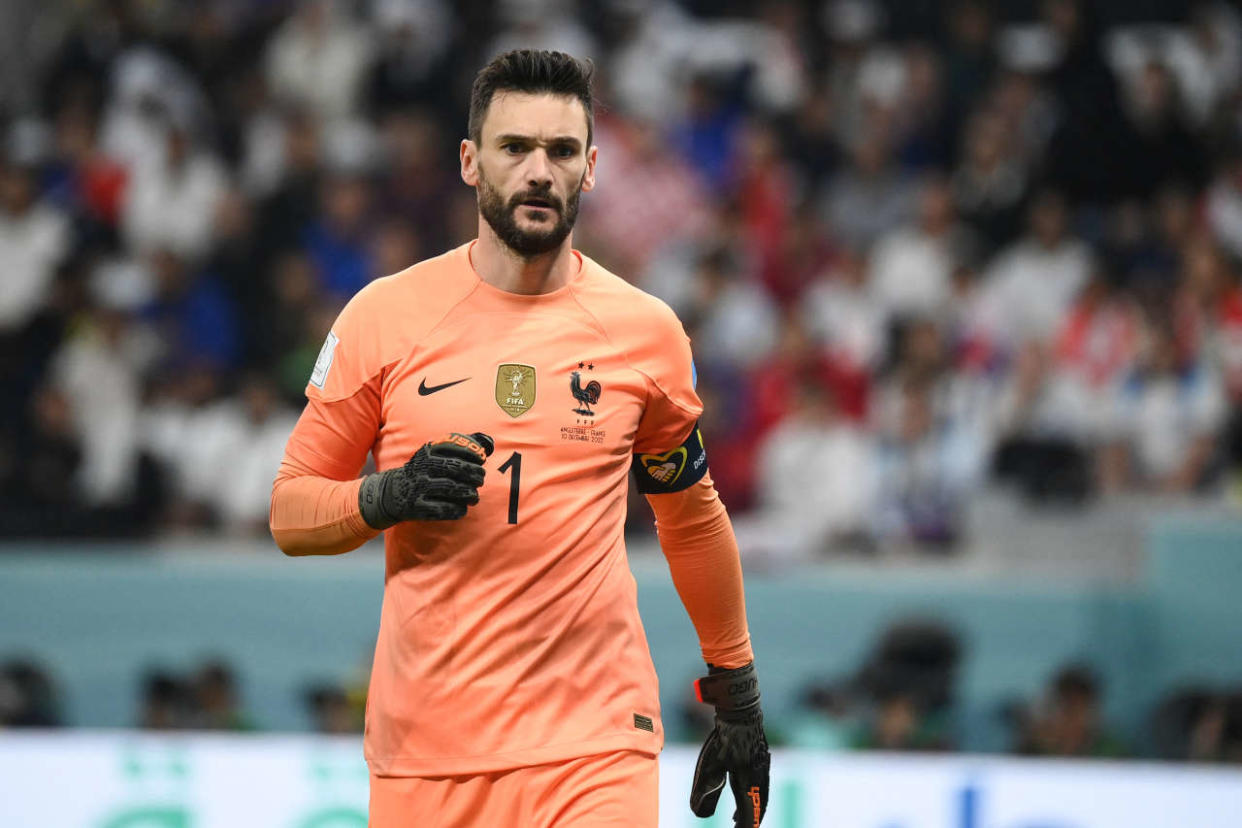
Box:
[3,515,1241,761]
[3,0,1242,811]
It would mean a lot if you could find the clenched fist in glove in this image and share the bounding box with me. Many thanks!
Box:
[690,662,771,828]
[358,432,494,528]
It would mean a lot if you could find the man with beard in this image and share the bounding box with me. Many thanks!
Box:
[270,50,769,827]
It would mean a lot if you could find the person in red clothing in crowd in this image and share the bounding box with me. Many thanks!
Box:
[1055,267,1143,395]
[1174,235,1242,474]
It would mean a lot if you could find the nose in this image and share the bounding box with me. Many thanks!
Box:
[524,148,553,190]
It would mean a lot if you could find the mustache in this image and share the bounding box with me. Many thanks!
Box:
[508,189,563,211]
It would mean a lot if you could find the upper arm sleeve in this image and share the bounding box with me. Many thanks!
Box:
[630,303,707,494]
[271,288,387,555]
[307,284,387,404]
[632,304,703,455]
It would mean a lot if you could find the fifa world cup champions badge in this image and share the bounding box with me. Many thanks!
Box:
[495,364,536,417]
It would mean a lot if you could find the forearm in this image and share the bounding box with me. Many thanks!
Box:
[270,462,378,556]
[270,387,383,556]
[648,473,753,668]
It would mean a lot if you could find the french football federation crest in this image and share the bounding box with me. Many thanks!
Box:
[496,363,536,417]
[570,370,601,416]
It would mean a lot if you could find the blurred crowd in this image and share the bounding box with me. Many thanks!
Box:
[6,630,1242,763]
[774,620,1242,763]
[2,0,1242,550]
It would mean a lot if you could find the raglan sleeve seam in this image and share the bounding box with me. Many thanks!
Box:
[567,284,700,421]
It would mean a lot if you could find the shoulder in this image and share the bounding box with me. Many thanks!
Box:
[312,246,477,400]
[571,254,698,400]
[338,245,477,344]
[570,254,687,342]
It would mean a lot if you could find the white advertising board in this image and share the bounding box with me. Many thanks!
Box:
[0,732,1239,827]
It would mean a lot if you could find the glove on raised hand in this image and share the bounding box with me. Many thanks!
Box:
[358,432,494,528]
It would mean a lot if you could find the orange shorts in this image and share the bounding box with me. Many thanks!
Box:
[368,750,658,828]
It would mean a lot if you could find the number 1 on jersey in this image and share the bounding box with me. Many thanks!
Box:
[497,451,521,524]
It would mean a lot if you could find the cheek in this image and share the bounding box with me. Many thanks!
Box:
[563,164,589,191]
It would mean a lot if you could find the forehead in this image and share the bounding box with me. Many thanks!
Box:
[480,91,589,143]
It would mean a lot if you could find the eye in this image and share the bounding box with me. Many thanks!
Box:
[503,143,525,155]
[552,145,576,159]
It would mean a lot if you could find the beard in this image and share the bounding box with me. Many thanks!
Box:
[477,166,583,257]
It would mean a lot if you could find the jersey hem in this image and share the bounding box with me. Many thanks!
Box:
[365,731,663,777]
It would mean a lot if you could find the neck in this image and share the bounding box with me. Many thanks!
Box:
[471,219,578,295]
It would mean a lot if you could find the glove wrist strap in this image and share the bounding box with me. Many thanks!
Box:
[694,662,760,713]
[358,472,398,530]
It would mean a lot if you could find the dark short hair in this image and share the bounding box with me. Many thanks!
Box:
[468,49,595,146]
[1053,664,1099,701]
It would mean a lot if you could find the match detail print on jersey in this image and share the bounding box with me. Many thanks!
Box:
[631,423,709,494]
[495,363,536,417]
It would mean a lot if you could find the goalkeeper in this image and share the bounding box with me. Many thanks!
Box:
[270,48,768,827]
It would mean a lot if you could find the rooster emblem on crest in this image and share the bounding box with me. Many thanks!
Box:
[570,371,602,416]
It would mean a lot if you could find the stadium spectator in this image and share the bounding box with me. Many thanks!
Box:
[738,373,875,564]
[1100,322,1226,493]
[1041,0,1133,203]
[137,670,192,730]
[305,683,361,734]
[990,340,1093,503]
[786,679,858,751]
[951,109,1028,254]
[48,304,145,508]
[366,0,454,118]
[121,116,227,262]
[1205,145,1242,262]
[372,111,456,255]
[301,172,377,301]
[872,375,985,548]
[44,102,128,232]
[941,1,998,141]
[682,245,780,372]
[819,121,918,251]
[1119,59,1209,198]
[980,190,1093,353]
[869,174,966,323]
[803,244,881,358]
[264,0,373,123]
[1148,685,1242,763]
[1014,663,1126,758]
[781,83,839,199]
[191,659,254,731]
[731,120,798,301]
[1174,238,1242,474]
[851,619,960,751]
[197,374,300,533]
[850,689,944,751]
[0,152,71,333]
[0,658,62,728]
[581,115,712,276]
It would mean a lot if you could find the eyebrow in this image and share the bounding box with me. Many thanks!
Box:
[494,134,583,149]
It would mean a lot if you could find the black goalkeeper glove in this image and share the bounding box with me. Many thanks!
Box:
[690,662,771,828]
[358,432,494,529]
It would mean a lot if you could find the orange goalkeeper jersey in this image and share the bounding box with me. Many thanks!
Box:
[289,242,725,776]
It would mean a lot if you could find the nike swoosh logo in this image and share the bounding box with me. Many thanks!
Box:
[418,377,469,396]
